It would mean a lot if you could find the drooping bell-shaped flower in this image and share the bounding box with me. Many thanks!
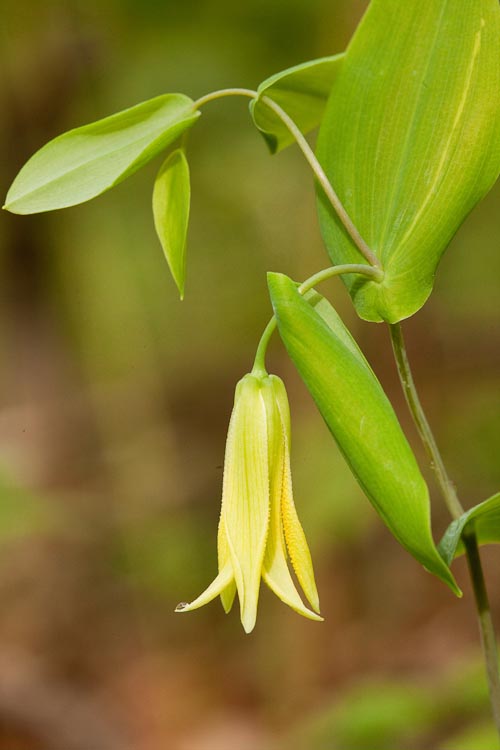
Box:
[175,372,322,633]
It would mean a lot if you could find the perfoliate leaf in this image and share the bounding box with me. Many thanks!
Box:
[250,54,344,153]
[439,492,500,566]
[152,148,191,299]
[4,94,200,214]
[268,272,460,595]
[317,0,500,323]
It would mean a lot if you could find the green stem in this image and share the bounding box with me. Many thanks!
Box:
[193,88,257,108]
[192,88,381,269]
[252,317,277,377]
[260,96,381,269]
[297,263,383,295]
[252,263,383,376]
[389,322,463,520]
[463,531,500,737]
[389,321,500,740]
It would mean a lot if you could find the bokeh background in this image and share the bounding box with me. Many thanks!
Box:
[1,1,500,748]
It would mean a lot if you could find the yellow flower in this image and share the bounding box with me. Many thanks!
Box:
[175,373,322,633]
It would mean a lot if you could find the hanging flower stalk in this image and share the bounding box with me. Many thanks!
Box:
[175,372,322,633]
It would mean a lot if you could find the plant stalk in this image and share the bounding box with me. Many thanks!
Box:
[193,88,381,269]
[463,530,500,736]
[389,322,463,520]
[193,88,257,108]
[260,95,381,270]
[252,263,382,376]
[389,321,500,739]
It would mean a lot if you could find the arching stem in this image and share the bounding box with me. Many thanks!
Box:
[260,96,381,269]
[252,263,383,376]
[193,88,257,108]
[192,88,381,269]
[389,321,500,739]
[389,323,463,520]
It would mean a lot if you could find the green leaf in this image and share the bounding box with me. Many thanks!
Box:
[152,148,191,299]
[438,492,500,566]
[250,54,344,153]
[268,272,460,595]
[317,0,500,323]
[4,94,200,214]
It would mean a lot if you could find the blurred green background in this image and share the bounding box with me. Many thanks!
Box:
[1,1,500,748]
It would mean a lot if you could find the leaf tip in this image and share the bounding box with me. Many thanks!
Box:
[260,130,279,155]
[266,270,285,284]
[173,273,186,300]
[446,572,462,598]
[2,200,24,215]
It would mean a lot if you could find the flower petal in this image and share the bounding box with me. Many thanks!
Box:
[262,409,322,622]
[263,560,323,622]
[280,451,320,613]
[217,515,236,613]
[269,375,291,439]
[175,562,234,613]
[262,494,323,623]
[272,375,321,613]
[222,375,270,634]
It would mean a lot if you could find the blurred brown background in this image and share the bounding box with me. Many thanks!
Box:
[1,1,500,748]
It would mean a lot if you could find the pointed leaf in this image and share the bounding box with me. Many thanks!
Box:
[268,272,460,595]
[4,94,200,214]
[153,148,191,299]
[250,54,344,153]
[317,0,500,323]
[439,492,500,566]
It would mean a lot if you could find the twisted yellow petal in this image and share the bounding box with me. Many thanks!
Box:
[217,515,236,613]
[270,375,321,613]
[261,378,322,621]
[175,562,234,613]
[222,375,270,633]
[280,454,320,613]
[175,372,322,632]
